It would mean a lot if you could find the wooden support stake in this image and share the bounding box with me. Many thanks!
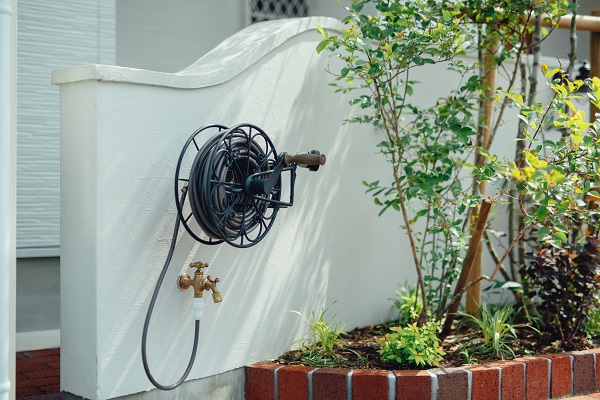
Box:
[541,13,600,32]
[440,199,493,340]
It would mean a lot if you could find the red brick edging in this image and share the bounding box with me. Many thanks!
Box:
[246,349,600,400]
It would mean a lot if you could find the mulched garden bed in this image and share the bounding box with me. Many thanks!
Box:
[271,321,599,370]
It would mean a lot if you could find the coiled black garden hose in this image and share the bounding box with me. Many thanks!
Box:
[187,128,275,244]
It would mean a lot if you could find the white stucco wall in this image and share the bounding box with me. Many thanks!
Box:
[54,17,414,399]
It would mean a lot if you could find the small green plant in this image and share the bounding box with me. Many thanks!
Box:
[289,303,346,367]
[457,303,519,360]
[377,321,445,367]
[460,348,477,365]
[393,285,423,326]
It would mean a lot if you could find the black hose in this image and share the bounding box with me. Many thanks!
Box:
[188,129,270,243]
[141,189,199,390]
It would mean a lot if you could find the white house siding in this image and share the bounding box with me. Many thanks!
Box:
[16,0,115,253]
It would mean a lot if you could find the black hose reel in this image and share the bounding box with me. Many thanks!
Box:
[143,123,326,390]
[176,123,325,247]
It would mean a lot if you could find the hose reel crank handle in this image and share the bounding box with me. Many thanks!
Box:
[283,150,326,171]
[245,150,327,196]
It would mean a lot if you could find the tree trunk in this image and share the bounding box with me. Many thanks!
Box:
[466,40,497,317]
[441,200,493,340]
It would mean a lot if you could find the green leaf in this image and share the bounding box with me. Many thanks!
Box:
[537,226,551,240]
[552,231,567,243]
[536,205,548,221]
[517,114,529,125]
[316,39,329,54]
[546,67,562,80]
[554,223,568,233]
[416,209,429,217]
[589,190,600,198]
[499,281,522,291]
[511,93,524,106]
[316,24,329,38]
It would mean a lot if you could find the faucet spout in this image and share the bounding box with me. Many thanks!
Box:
[205,276,222,303]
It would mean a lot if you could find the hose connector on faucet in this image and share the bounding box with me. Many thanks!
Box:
[192,297,205,320]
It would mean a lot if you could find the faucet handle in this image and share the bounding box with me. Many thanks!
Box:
[189,261,209,272]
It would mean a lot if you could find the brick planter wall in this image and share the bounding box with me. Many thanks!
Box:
[246,349,600,400]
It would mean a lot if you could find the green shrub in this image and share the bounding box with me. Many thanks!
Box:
[457,303,519,359]
[378,321,445,367]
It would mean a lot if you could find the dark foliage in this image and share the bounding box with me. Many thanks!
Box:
[521,237,600,342]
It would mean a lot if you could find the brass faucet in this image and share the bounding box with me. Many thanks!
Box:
[178,261,222,303]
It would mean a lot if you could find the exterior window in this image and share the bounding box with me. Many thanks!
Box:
[249,0,309,23]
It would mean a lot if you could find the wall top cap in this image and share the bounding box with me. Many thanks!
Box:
[51,16,342,89]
